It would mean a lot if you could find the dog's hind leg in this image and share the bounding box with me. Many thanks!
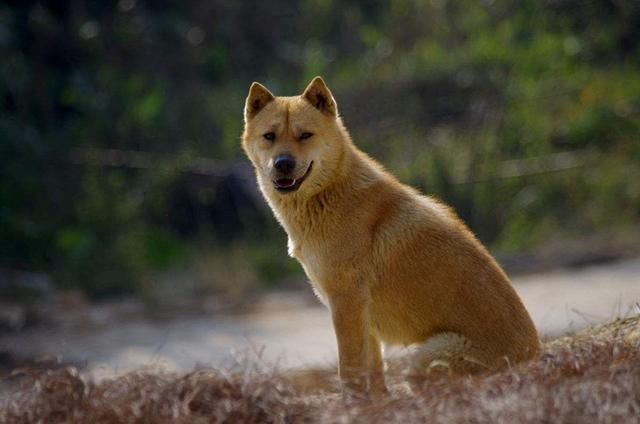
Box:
[405,332,493,391]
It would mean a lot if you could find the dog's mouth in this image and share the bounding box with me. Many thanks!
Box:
[273,162,313,193]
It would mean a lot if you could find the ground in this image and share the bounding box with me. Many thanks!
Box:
[0,259,639,422]
[1,258,639,380]
[1,316,638,423]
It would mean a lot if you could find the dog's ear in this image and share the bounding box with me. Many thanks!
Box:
[244,82,275,121]
[302,76,337,116]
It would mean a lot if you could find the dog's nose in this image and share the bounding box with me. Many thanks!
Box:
[274,155,296,174]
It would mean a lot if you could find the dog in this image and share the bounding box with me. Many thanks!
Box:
[241,76,540,395]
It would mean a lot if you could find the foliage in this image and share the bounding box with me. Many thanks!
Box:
[1,0,639,297]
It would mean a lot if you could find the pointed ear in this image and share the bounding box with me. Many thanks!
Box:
[244,82,275,121]
[302,76,337,116]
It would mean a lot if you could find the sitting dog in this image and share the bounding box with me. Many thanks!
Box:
[241,77,540,395]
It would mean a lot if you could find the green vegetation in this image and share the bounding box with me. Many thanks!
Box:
[1,1,639,298]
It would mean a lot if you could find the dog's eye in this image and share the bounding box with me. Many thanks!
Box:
[263,132,276,142]
[300,132,313,141]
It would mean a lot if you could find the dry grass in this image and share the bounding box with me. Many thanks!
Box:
[2,316,639,423]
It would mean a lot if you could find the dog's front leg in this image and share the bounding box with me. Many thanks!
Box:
[367,332,387,395]
[331,295,367,395]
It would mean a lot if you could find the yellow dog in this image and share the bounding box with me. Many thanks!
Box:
[241,77,539,395]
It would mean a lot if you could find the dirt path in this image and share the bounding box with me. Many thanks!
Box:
[1,259,639,380]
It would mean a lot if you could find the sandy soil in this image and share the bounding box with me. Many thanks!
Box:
[1,259,639,380]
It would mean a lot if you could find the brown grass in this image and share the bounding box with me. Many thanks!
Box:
[2,316,639,423]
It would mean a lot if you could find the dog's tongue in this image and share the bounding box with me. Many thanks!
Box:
[275,178,295,188]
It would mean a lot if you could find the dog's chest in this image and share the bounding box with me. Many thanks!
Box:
[287,237,332,304]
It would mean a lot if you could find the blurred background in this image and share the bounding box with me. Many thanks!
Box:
[1,0,639,376]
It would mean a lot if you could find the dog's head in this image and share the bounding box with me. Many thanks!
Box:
[241,77,346,197]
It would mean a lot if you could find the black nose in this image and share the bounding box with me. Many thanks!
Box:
[274,155,296,174]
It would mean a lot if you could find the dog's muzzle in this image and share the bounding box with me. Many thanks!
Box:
[273,161,313,193]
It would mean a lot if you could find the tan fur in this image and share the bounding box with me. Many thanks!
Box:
[241,77,540,395]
